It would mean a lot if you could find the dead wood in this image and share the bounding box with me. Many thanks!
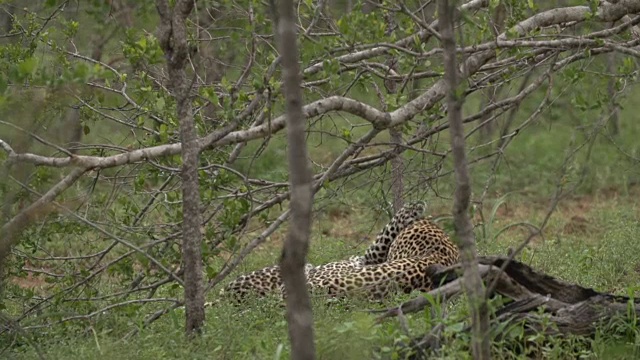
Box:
[374,256,640,358]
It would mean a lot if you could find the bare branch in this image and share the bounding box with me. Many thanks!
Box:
[2,0,637,175]
[0,168,87,267]
[302,0,488,76]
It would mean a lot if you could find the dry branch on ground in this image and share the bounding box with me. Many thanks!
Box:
[375,256,640,357]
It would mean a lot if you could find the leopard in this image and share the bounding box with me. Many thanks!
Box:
[362,200,428,265]
[220,201,427,302]
[220,263,317,303]
[292,253,454,300]
[288,217,460,300]
[386,217,459,265]
[221,256,368,303]
[307,255,365,276]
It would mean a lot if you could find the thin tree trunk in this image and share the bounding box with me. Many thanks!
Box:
[272,0,316,359]
[478,2,506,140]
[156,0,205,336]
[438,0,490,359]
[389,127,404,212]
[0,2,14,41]
[382,5,404,212]
[606,22,620,136]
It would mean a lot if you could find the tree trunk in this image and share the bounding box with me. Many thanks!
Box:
[438,0,490,359]
[272,0,316,358]
[0,2,14,42]
[478,2,506,140]
[606,22,620,136]
[382,5,404,212]
[155,0,205,336]
[389,127,404,212]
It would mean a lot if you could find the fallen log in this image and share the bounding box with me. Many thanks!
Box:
[373,256,640,358]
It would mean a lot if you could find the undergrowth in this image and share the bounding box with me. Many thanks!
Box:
[5,81,640,360]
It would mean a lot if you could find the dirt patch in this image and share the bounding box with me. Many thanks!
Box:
[599,183,637,199]
[10,272,48,291]
[327,206,352,219]
[252,192,612,254]
[458,188,636,242]
[323,215,367,242]
[562,215,590,235]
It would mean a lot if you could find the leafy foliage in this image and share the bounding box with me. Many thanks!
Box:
[0,0,640,358]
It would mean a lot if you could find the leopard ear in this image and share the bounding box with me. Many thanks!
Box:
[415,200,428,212]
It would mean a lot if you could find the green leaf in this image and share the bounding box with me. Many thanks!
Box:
[206,265,218,279]
[158,124,170,143]
[155,97,165,111]
[252,77,264,91]
[226,235,237,250]
[342,128,352,141]
[134,174,145,191]
[18,57,38,77]
[83,125,91,135]
[337,18,349,35]
[449,321,465,332]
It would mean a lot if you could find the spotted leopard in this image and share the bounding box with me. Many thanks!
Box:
[221,263,316,303]
[308,255,365,275]
[295,217,459,300]
[221,201,426,302]
[362,201,427,265]
[295,253,453,300]
[387,217,459,265]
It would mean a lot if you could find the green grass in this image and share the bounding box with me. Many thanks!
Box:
[6,195,640,359]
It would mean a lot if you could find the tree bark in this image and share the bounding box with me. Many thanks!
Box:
[478,2,506,140]
[606,22,620,136]
[155,0,205,336]
[0,2,14,39]
[438,0,490,359]
[273,0,316,358]
[381,4,404,212]
[389,127,404,212]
